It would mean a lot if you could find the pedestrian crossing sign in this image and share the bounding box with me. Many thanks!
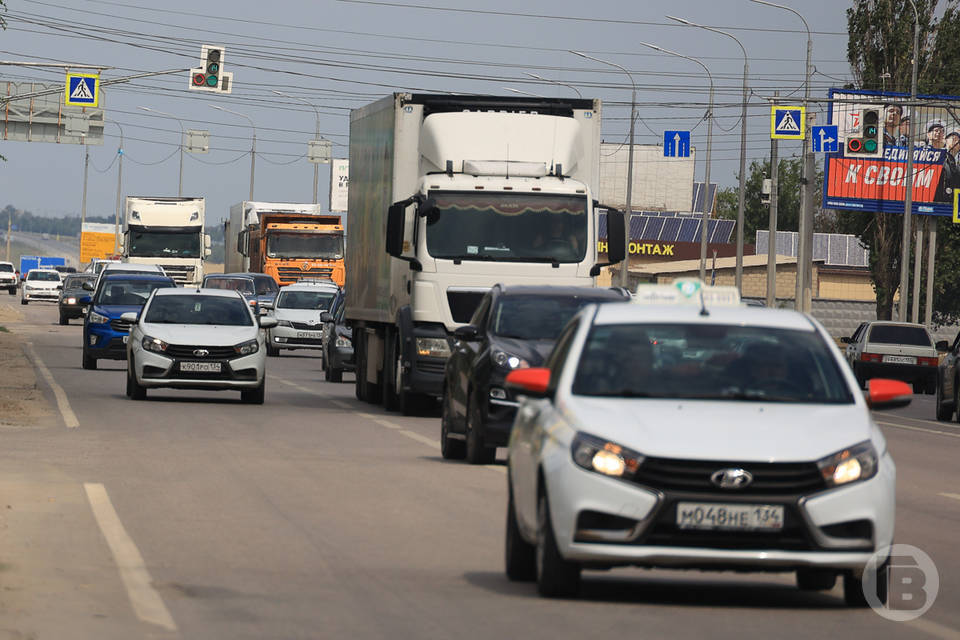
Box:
[65,73,99,107]
[771,105,805,140]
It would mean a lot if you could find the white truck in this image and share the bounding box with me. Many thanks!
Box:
[224,201,327,273]
[121,196,210,286]
[345,93,625,412]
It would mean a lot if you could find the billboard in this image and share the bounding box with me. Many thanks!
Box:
[598,143,695,212]
[80,222,117,263]
[329,158,349,212]
[824,88,960,217]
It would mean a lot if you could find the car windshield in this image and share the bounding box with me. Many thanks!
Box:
[144,294,253,326]
[253,277,278,295]
[491,295,613,340]
[205,277,255,295]
[868,325,931,346]
[276,290,337,310]
[0,264,14,272]
[266,233,343,260]
[572,323,854,404]
[94,280,175,306]
[425,191,588,263]
[27,271,60,281]
[64,276,94,289]
[128,230,201,258]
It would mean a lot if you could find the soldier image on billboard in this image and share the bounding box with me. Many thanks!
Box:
[939,130,960,203]
[884,103,903,146]
[898,112,913,147]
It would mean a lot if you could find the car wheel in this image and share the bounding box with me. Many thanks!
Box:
[241,378,266,404]
[936,378,953,421]
[536,491,580,598]
[505,481,536,582]
[955,381,960,425]
[8,287,15,295]
[466,395,496,465]
[440,388,466,460]
[127,358,146,400]
[20,298,27,305]
[81,346,97,370]
[843,558,888,607]
[58,313,68,326]
[796,569,837,591]
[266,344,279,357]
[329,365,343,383]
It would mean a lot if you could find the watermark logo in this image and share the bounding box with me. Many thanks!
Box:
[865,544,939,621]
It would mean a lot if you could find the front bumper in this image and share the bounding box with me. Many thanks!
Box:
[269,325,324,350]
[479,376,519,446]
[543,448,895,571]
[85,323,129,360]
[132,345,265,390]
[59,301,86,318]
[22,289,59,301]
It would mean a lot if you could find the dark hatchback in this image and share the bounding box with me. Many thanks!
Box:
[320,289,353,382]
[58,273,97,324]
[81,273,177,369]
[441,284,629,464]
[202,273,280,309]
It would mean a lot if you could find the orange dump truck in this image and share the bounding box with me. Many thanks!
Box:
[238,212,345,286]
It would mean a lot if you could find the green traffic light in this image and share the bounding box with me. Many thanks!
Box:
[206,75,218,87]
[864,140,878,152]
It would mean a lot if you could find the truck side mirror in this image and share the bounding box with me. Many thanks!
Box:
[204,234,212,249]
[386,203,406,258]
[606,210,627,264]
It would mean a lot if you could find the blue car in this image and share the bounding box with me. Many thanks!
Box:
[81,273,177,370]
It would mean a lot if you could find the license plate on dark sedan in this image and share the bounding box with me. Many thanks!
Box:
[180,361,221,373]
[676,502,784,531]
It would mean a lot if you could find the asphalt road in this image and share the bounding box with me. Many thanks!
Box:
[1,295,958,640]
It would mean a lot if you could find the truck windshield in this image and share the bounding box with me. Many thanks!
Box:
[128,230,201,258]
[267,233,344,260]
[425,191,588,263]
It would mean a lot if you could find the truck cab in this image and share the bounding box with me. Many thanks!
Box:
[121,197,210,286]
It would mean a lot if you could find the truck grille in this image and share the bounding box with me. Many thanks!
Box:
[161,265,196,285]
[632,457,827,496]
[275,266,334,284]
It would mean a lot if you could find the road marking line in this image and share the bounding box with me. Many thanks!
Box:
[83,483,177,632]
[876,413,960,431]
[399,429,440,449]
[939,492,960,501]
[876,421,960,439]
[23,342,79,428]
[906,617,960,640]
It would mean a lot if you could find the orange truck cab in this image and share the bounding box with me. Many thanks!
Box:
[241,213,345,287]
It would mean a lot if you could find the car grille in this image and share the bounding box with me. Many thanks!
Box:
[164,344,238,359]
[446,290,486,324]
[290,321,323,331]
[286,338,324,346]
[632,457,827,496]
[110,319,132,333]
[276,267,333,284]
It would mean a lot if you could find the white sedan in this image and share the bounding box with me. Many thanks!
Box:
[124,288,278,403]
[503,280,910,606]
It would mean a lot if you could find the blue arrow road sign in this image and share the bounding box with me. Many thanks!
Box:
[811,125,839,153]
[664,130,691,158]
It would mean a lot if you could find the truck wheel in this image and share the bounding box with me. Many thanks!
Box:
[382,330,401,411]
[536,491,580,598]
[82,347,97,370]
[505,482,536,581]
[466,396,496,465]
[355,332,367,401]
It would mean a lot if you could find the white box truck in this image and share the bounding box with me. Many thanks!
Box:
[121,196,210,285]
[345,93,625,412]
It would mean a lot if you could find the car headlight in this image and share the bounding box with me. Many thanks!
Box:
[416,337,451,358]
[276,320,293,328]
[66,297,77,305]
[88,310,110,324]
[492,350,529,370]
[571,432,644,479]
[816,441,878,487]
[141,335,168,353]
[235,339,259,356]
[335,335,352,348]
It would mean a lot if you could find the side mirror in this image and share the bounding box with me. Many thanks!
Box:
[82,281,94,291]
[57,284,63,290]
[119,311,139,323]
[505,367,552,398]
[320,311,334,323]
[386,203,406,258]
[590,208,626,277]
[260,301,274,310]
[419,197,438,219]
[259,316,279,329]
[79,295,92,304]
[454,325,480,341]
[204,234,212,249]
[840,336,852,344]
[936,340,949,352]
[865,378,912,410]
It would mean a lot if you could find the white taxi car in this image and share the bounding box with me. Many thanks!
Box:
[266,280,340,357]
[503,279,909,605]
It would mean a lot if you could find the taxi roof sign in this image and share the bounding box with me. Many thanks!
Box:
[634,278,741,307]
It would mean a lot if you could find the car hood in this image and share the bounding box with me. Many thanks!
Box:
[92,304,144,319]
[25,281,60,289]
[139,323,258,346]
[490,336,556,367]
[561,397,876,462]
[274,309,325,324]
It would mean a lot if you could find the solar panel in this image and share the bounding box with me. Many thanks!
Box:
[641,218,664,240]
[710,219,735,243]
[630,215,647,239]
[660,217,682,241]
[678,218,700,242]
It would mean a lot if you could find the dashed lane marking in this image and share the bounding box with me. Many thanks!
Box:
[83,483,177,632]
[23,342,79,428]
[875,421,960,439]
[939,492,960,501]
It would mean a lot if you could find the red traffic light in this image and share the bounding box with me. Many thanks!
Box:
[848,138,864,153]
[192,73,206,86]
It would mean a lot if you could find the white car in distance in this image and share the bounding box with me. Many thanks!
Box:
[503,280,910,606]
[266,281,340,357]
[124,288,278,403]
[21,268,62,304]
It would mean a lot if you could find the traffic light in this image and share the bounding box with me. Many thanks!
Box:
[845,108,883,158]
[189,45,233,94]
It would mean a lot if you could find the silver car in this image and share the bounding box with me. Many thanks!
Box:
[124,288,278,403]
[266,281,340,356]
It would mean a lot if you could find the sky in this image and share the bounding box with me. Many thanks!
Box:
[0,0,855,223]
